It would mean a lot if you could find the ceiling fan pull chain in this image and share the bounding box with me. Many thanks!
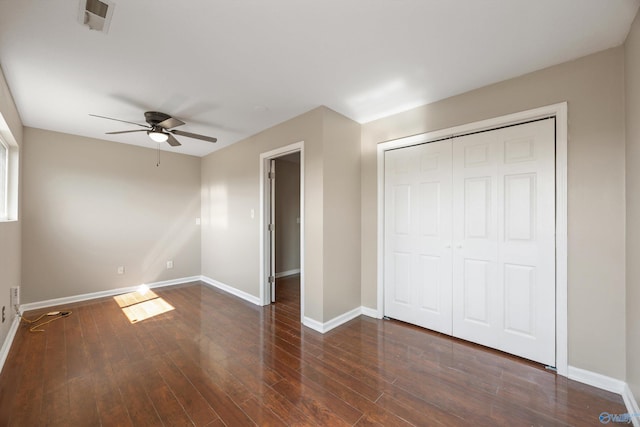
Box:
[156,143,161,167]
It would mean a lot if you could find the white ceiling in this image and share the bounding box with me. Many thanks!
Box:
[0,0,638,157]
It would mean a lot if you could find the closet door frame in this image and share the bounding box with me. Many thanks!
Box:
[376,102,568,376]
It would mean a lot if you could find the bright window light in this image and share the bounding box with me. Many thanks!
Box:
[0,137,7,220]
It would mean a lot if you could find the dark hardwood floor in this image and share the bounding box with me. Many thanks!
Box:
[0,276,627,426]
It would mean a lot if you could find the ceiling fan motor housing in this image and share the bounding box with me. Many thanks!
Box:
[144,111,172,127]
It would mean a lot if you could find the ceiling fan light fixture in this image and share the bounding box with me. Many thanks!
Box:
[148,130,168,142]
[92,111,217,147]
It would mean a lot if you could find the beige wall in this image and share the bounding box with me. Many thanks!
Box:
[201,108,325,320]
[21,128,201,303]
[625,11,640,405]
[0,66,22,344]
[275,154,300,275]
[361,47,627,379]
[201,106,361,323]
[322,108,361,320]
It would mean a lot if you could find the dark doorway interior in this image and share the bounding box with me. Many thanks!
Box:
[273,152,301,303]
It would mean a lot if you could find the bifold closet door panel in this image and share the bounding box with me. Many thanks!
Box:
[451,119,556,366]
[450,130,501,350]
[384,141,453,334]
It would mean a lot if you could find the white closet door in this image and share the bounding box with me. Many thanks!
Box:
[384,141,453,334]
[451,119,556,366]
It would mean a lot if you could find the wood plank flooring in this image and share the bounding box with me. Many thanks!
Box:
[0,276,627,426]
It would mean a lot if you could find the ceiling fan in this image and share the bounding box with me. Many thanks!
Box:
[90,111,217,147]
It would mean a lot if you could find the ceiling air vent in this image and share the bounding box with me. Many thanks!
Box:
[77,0,114,33]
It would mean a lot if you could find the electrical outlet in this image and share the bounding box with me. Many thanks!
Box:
[10,287,19,307]
[117,266,125,275]
[166,260,173,269]
[195,217,201,225]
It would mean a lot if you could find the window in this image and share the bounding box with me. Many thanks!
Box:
[0,137,7,220]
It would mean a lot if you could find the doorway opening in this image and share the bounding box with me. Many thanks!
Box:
[260,142,304,321]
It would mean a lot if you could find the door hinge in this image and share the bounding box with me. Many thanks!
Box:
[268,276,275,283]
[268,223,275,231]
[268,171,275,180]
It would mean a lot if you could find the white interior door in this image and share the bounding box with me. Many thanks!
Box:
[383,119,556,366]
[384,141,453,334]
[452,119,556,366]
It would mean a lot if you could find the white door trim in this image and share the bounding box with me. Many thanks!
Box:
[259,141,305,321]
[376,102,568,376]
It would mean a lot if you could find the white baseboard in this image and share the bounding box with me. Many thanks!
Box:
[569,366,640,425]
[147,276,201,290]
[323,306,362,332]
[303,306,363,333]
[568,365,626,394]
[275,269,300,278]
[302,316,324,333]
[199,275,261,306]
[361,306,381,319]
[622,384,640,427]
[0,315,22,374]
[19,276,202,313]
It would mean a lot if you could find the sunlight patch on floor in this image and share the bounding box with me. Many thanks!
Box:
[114,287,175,323]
